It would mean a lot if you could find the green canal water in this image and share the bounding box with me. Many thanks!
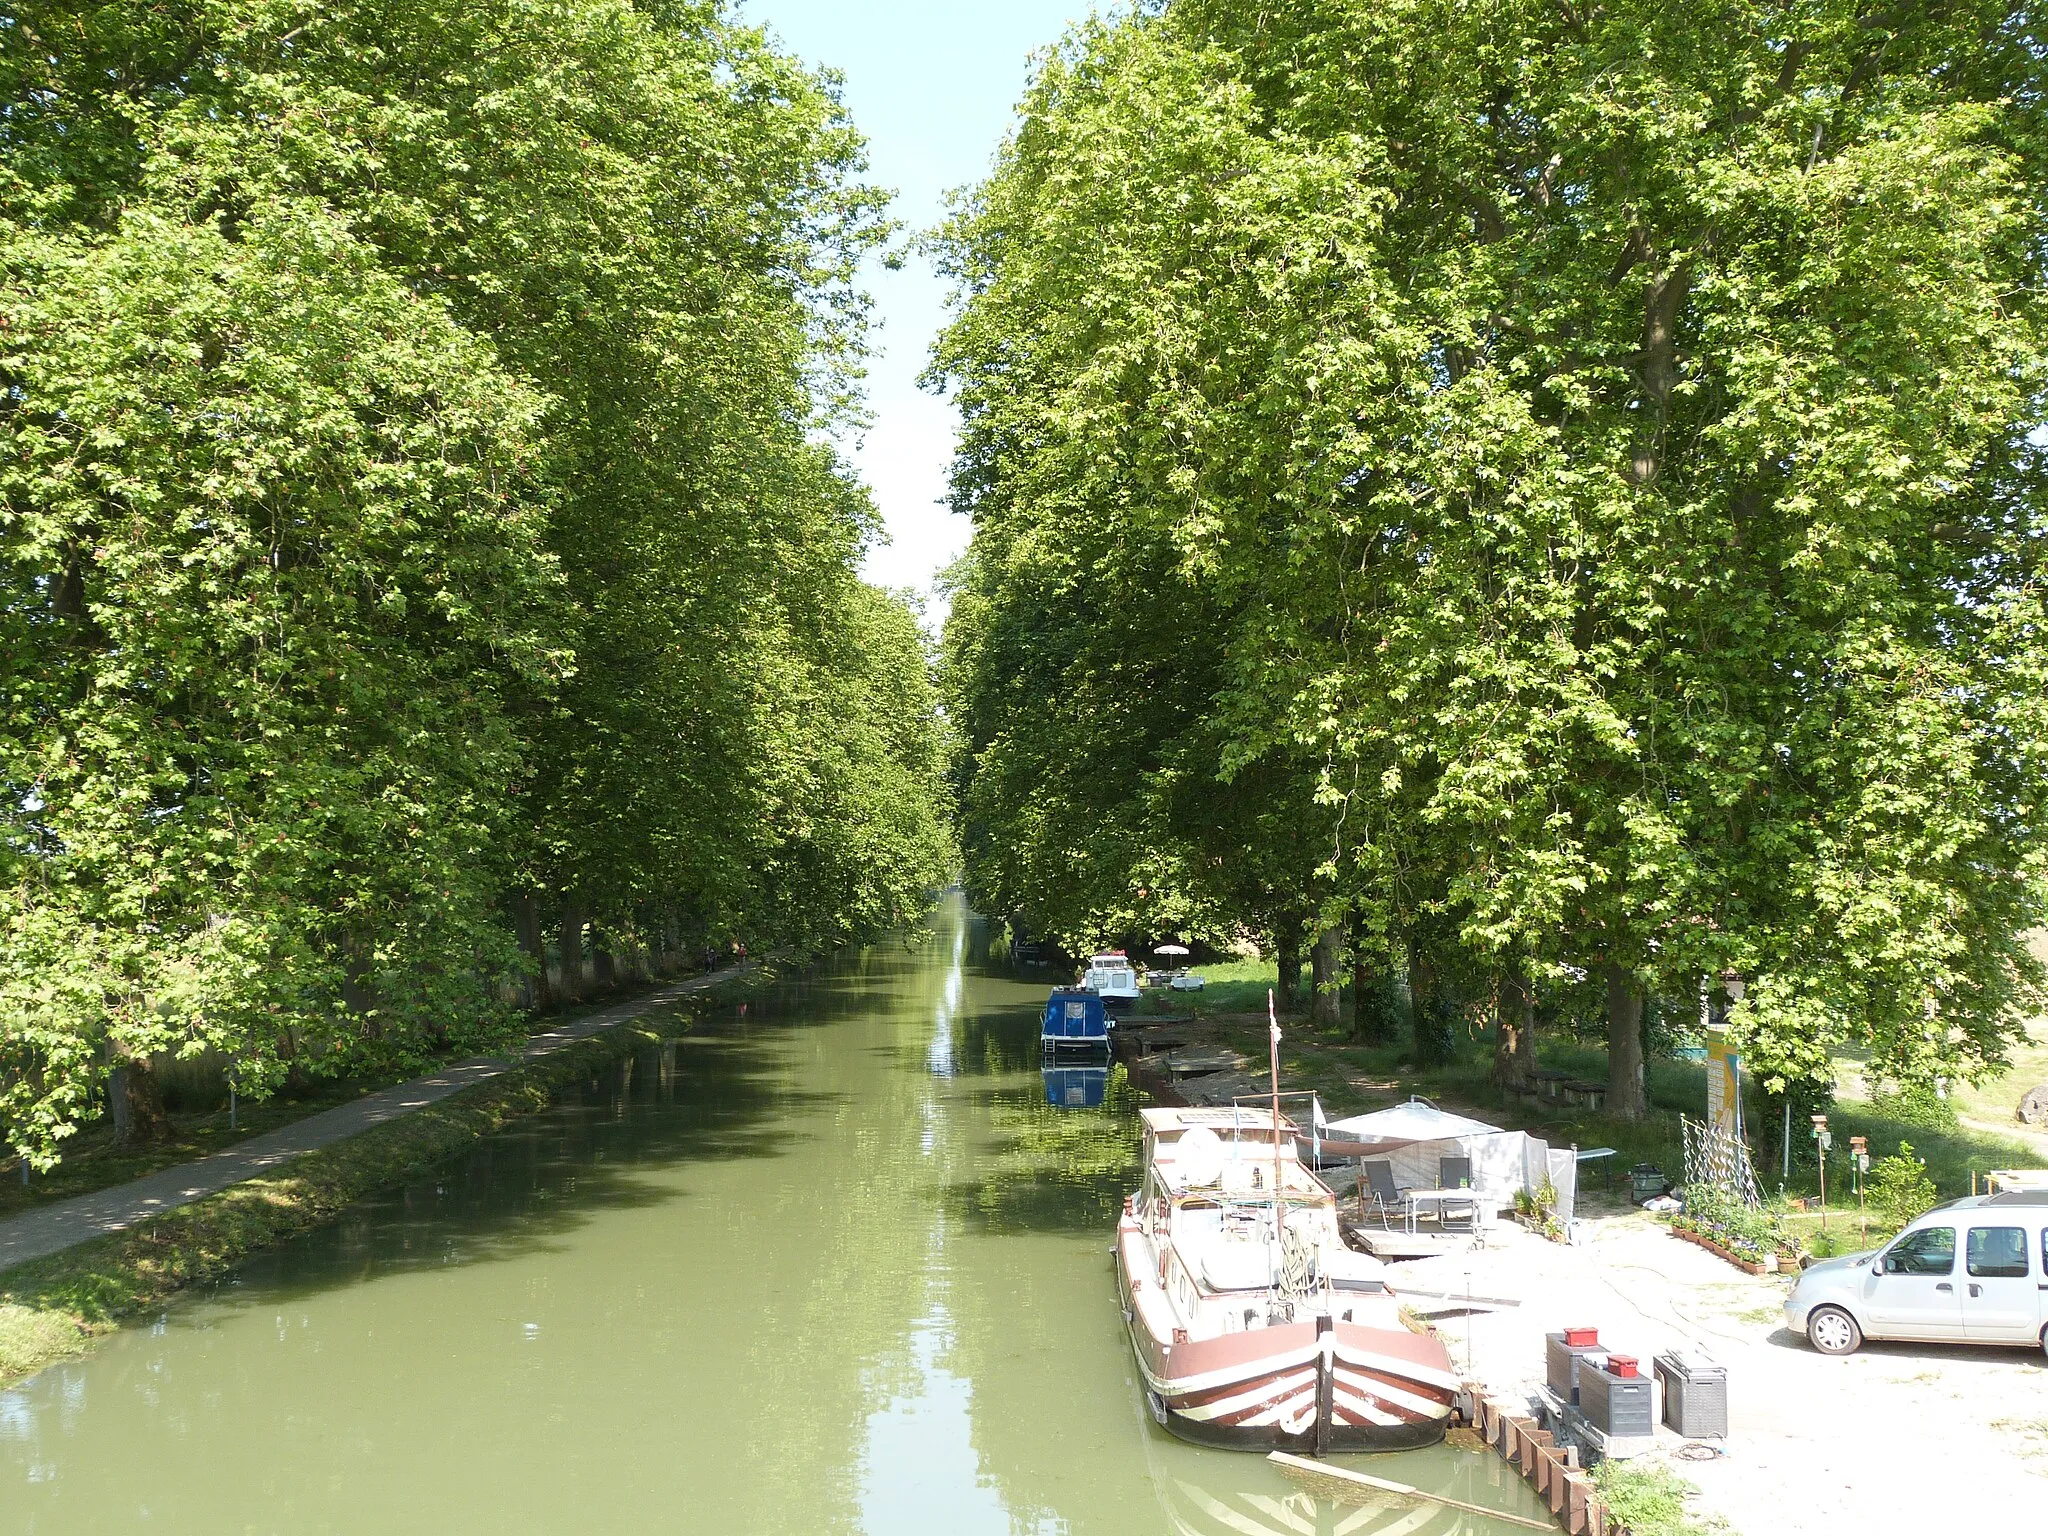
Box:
[0,899,1552,1534]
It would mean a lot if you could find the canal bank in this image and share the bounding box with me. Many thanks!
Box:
[0,965,761,1389]
[0,899,1554,1534]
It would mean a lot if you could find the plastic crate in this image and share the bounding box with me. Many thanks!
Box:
[1580,1359,1655,1438]
[1545,1332,1608,1405]
[1654,1351,1728,1439]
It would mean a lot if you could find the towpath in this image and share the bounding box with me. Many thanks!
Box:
[0,964,751,1276]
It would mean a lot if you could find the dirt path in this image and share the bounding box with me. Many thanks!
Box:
[0,965,749,1276]
[1396,1206,2048,1534]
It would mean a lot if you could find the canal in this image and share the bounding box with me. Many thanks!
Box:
[0,899,1553,1534]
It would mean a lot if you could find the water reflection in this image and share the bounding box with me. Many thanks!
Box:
[1042,1065,1109,1109]
[0,899,1550,1536]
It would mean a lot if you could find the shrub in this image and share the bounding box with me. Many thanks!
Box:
[1870,1080,1959,1133]
[1593,1462,1713,1536]
[1870,1142,1939,1228]
[1677,1182,1782,1263]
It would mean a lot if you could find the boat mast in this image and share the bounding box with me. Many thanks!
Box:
[1268,990,1284,1251]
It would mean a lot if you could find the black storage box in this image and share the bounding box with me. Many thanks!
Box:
[1544,1332,1607,1405]
[1654,1351,1728,1439]
[1579,1360,1655,1438]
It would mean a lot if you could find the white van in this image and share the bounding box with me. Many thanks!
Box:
[1785,1191,2048,1356]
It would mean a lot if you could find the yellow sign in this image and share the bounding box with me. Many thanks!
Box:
[1706,1029,1742,1139]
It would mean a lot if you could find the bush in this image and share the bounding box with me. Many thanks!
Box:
[1676,1182,1782,1263]
[1351,974,1402,1045]
[1413,993,1459,1068]
[1593,1462,1713,1536]
[1869,1080,1959,1133]
[1870,1142,1939,1228]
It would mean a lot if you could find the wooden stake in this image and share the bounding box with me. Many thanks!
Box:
[1269,989,1284,1251]
[1268,1452,1554,1531]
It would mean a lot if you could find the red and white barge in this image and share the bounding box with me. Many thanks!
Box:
[1116,1106,1459,1454]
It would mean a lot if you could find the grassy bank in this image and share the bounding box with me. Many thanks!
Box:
[0,973,731,1222]
[0,1001,716,1391]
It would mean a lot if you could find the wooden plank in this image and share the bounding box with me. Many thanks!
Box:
[1567,1477,1592,1535]
[1266,1452,1556,1533]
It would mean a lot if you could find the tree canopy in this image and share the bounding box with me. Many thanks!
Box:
[936,0,2048,1109]
[0,0,954,1164]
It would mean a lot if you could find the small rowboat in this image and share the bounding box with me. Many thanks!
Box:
[1116,1104,1460,1454]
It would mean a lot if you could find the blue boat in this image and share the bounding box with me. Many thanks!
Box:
[1041,988,1110,1051]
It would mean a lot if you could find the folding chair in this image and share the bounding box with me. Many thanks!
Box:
[1437,1155,1477,1233]
[1360,1159,1406,1229]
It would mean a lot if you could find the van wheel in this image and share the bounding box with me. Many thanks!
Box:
[1807,1306,1862,1356]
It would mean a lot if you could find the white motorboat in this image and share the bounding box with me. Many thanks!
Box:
[1081,950,1141,1011]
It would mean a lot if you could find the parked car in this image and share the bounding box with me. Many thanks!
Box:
[1785,1191,2048,1356]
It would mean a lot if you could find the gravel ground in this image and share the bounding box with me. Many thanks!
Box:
[1388,1202,2048,1534]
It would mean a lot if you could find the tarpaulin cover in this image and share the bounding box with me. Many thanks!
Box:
[1040,989,1107,1042]
[1322,1099,1541,1216]
[1323,1099,1504,1143]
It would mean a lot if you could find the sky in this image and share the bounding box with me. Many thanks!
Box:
[738,1,1096,611]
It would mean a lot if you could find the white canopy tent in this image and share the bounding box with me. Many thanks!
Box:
[1320,1098,1575,1220]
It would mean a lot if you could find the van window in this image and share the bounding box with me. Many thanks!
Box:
[1968,1227,2030,1279]
[1886,1226,1955,1275]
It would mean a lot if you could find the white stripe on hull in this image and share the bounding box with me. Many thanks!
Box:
[1169,1368,1317,1422]
[1332,1340,1464,1393]
[1331,1367,1449,1420]
[1329,1384,1406,1427]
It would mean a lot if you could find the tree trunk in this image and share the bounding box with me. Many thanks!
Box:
[1493,965,1538,1093]
[1273,917,1304,1015]
[1348,915,1392,1044]
[557,898,586,1005]
[339,927,376,1026]
[512,893,551,1010]
[592,930,616,992]
[1605,964,1649,1119]
[1408,944,1456,1068]
[1310,924,1342,1031]
[109,1056,173,1148]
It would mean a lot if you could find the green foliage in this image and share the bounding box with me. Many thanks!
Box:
[0,0,954,1167]
[1869,1081,1961,1134]
[935,0,2048,1117]
[1870,1142,1940,1229]
[1593,1462,1715,1536]
[1413,994,1461,1070]
[1351,972,1403,1046]
[1678,1183,1783,1264]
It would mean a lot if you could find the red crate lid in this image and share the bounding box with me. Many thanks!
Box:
[1563,1326,1600,1347]
[1606,1354,1640,1378]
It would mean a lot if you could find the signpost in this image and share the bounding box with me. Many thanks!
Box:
[1850,1135,1869,1242]
[1706,1030,1743,1141]
[1812,1115,1832,1231]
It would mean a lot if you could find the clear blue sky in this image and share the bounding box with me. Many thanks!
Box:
[737,1,1097,606]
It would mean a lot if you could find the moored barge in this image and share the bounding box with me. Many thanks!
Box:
[1116,1105,1459,1454]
